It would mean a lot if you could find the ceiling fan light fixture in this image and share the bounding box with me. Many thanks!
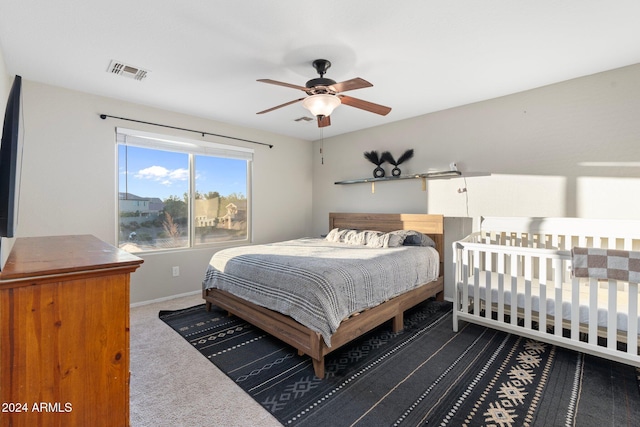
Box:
[302,94,341,117]
[257,59,390,127]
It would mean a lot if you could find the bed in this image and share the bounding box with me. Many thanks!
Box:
[453,216,640,367]
[202,212,445,378]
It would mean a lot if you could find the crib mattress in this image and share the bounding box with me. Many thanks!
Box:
[459,272,640,333]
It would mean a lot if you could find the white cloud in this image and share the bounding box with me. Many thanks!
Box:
[135,166,188,185]
[168,168,189,181]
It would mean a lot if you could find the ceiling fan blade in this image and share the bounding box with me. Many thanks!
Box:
[329,78,372,93]
[338,95,392,116]
[256,97,305,114]
[317,115,331,128]
[257,79,308,92]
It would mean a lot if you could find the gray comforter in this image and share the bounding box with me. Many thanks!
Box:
[202,238,439,346]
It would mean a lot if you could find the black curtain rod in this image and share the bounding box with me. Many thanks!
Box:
[99,114,273,148]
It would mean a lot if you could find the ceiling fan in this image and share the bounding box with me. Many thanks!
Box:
[256,59,392,128]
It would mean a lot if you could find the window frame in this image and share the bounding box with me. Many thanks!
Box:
[116,127,253,253]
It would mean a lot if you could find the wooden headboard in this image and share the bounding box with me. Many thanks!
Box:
[328,212,445,267]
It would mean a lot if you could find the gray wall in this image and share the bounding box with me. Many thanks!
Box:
[312,64,640,236]
[15,80,313,303]
[3,35,640,304]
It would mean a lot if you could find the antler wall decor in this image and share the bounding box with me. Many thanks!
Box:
[363,151,387,178]
[381,149,414,176]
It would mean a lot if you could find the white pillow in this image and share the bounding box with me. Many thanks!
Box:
[325,228,407,248]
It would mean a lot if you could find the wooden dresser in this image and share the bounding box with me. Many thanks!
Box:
[0,235,143,427]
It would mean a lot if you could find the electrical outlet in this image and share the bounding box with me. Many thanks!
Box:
[172,266,180,277]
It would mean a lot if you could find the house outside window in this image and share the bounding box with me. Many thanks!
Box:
[116,128,252,253]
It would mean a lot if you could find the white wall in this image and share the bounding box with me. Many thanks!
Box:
[18,81,313,303]
[9,62,640,303]
[312,63,640,237]
[0,43,9,100]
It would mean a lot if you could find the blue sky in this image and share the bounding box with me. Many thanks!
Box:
[118,145,247,201]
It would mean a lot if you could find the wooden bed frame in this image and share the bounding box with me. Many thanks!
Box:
[202,212,445,378]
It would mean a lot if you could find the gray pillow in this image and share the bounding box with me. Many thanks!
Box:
[388,230,436,247]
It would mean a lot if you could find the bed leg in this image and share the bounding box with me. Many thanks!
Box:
[435,291,445,302]
[392,313,404,332]
[205,301,212,312]
[312,358,325,379]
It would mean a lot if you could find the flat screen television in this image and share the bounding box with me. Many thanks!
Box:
[0,75,23,238]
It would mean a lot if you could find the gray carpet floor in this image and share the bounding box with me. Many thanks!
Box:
[129,293,281,427]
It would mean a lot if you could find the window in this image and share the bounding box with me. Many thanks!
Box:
[117,128,252,252]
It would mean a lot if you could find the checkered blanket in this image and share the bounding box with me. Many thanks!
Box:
[572,247,640,282]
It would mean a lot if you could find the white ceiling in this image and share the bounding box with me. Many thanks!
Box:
[1,1,640,142]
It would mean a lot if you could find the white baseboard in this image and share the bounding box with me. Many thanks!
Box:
[130,290,201,308]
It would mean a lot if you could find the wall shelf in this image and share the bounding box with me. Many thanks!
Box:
[335,170,462,185]
[335,170,463,192]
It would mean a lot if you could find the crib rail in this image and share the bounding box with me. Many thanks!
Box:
[453,217,640,368]
[476,216,640,251]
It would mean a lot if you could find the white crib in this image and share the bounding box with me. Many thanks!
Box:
[453,217,640,367]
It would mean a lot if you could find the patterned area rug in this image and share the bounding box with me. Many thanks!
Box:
[159,300,640,426]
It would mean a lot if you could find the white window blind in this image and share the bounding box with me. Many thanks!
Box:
[116,127,254,160]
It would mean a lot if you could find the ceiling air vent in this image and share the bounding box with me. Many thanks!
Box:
[107,60,149,81]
